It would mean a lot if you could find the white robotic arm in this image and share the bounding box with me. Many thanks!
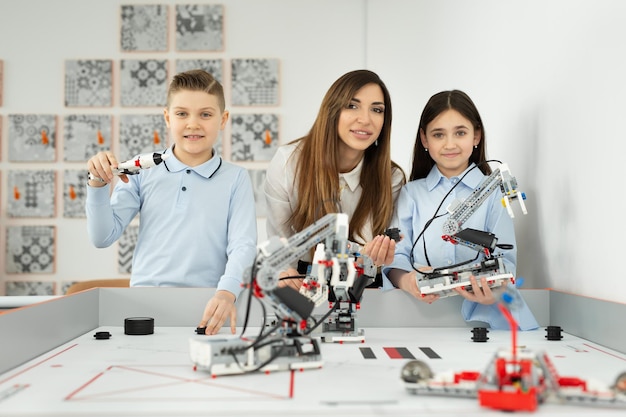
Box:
[189,213,373,375]
[251,213,361,324]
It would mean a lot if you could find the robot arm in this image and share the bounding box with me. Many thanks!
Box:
[417,162,526,298]
[190,214,353,376]
[113,152,169,176]
[300,238,376,308]
[441,163,526,256]
[250,213,359,325]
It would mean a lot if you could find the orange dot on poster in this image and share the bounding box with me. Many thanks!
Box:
[264,129,272,145]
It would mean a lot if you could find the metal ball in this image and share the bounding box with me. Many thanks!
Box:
[613,371,626,393]
[401,360,433,383]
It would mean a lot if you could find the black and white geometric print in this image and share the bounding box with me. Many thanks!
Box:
[5,281,56,296]
[175,4,223,51]
[120,59,169,107]
[8,170,56,218]
[231,59,280,106]
[119,114,167,161]
[63,170,88,218]
[120,4,168,52]
[230,113,279,161]
[65,60,113,107]
[6,225,56,274]
[8,114,57,162]
[64,115,112,161]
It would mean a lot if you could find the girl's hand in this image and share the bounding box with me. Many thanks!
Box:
[453,275,500,304]
[389,269,440,304]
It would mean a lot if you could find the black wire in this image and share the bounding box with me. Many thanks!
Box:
[228,338,288,374]
[242,318,283,352]
[420,252,480,277]
[303,299,339,335]
[239,250,261,337]
[243,340,289,373]
[278,274,306,281]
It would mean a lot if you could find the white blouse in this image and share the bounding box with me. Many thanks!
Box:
[263,142,405,261]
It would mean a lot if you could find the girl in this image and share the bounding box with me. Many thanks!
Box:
[382,90,538,330]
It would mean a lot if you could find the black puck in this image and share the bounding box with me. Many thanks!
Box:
[94,331,111,340]
[545,325,563,340]
[471,327,489,342]
[124,317,154,335]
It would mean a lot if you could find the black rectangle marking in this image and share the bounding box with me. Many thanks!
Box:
[359,347,376,359]
[419,347,441,359]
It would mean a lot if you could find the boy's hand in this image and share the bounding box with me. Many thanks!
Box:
[198,290,237,335]
[87,151,129,185]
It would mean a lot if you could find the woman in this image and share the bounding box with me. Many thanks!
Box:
[264,69,406,288]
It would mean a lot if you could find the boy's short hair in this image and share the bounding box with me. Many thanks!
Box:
[167,69,225,111]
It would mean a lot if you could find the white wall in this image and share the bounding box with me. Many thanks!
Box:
[0,0,624,304]
[369,0,626,303]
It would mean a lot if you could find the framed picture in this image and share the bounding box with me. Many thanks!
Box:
[175,4,224,51]
[63,170,88,218]
[230,113,279,161]
[7,170,56,218]
[65,60,113,107]
[119,114,167,160]
[231,58,280,106]
[8,114,57,162]
[120,4,168,52]
[5,281,56,295]
[64,114,112,161]
[5,225,56,274]
[120,59,169,107]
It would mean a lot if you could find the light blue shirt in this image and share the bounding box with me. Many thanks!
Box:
[382,163,538,330]
[86,146,258,298]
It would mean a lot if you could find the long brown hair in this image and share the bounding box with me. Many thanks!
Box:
[288,69,404,243]
[410,90,490,181]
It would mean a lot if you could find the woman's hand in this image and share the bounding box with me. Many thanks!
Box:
[277,267,304,291]
[361,235,395,267]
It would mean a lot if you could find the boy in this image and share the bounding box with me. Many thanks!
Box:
[86,70,257,335]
